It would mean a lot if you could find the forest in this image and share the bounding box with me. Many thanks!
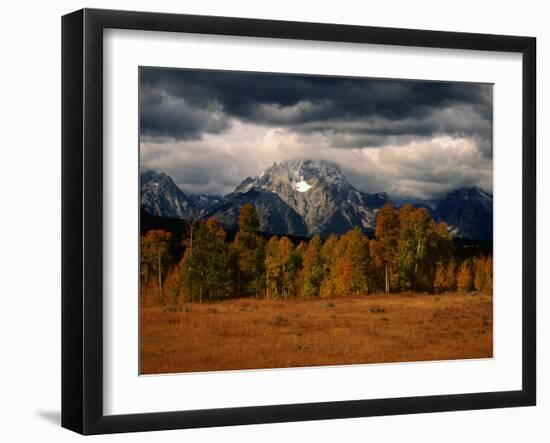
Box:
[140,203,493,305]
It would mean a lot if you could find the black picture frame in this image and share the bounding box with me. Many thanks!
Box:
[61,8,536,435]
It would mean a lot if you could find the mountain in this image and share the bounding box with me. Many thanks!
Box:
[140,164,493,241]
[390,196,438,219]
[436,187,493,241]
[206,159,390,236]
[140,170,221,219]
[205,188,308,236]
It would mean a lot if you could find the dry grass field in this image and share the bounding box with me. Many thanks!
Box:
[140,292,492,374]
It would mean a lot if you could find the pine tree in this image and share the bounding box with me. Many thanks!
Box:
[188,222,210,303]
[142,200,492,303]
[253,236,266,297]
[302,236,324,297]
[287,242,305,297]
[434,222,454,260]
[238,203,260,232]
[178,219,232,302]
[232,205,264,296]
[203,218,232,300]
[140,237,153,285]
[179,248,193,302]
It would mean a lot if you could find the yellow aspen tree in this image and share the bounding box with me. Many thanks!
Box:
[445,258,457,291]
[473,256,486,291]
[374,203,399,293]
[278,237,294,299]
[141,229,172,303]
[457,260,474,292]
[434,263,447,293]
[319,234,338,297]
[264,236,281,299]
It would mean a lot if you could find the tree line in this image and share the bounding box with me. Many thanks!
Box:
[140,203,493,304]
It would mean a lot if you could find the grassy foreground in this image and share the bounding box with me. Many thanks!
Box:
[140,292,492,374]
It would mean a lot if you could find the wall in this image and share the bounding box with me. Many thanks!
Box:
[0,1,546,441]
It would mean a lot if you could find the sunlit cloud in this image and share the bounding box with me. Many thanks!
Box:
[139,67,492,200]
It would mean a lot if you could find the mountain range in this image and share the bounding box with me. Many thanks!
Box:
[435,186,493,241]
[140,159,493,240]
[141,170,222,219]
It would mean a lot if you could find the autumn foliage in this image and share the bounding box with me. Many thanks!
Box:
[140,203,493,303]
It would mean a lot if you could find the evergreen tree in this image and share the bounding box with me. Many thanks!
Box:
[142,199,493,303]
[289,242,306,296]
[434,222,454,260]
[301,235,324,297]
[140,237,153,285]
[232,204,265,295]
[203,218,232,300]
[186,222,210,303]
[179,219,231,303]
[238,203,260,232]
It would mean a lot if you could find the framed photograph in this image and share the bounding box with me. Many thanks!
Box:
[62,8,536,435]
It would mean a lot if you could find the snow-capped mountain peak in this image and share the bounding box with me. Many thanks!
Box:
[218,159,389,236]
[236,159,348,194]
[140,170,221,219]
[140,166,492,241]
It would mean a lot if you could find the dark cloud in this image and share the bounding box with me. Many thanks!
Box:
[140,67,492,155]
[140,84,230,140]
[139,67,493,200]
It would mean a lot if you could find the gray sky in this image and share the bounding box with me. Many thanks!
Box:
[139,67,493,200]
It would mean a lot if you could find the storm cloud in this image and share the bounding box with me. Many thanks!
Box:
[139,67,493,200]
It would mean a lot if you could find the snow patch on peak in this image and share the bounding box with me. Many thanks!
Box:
[294,180,313,193]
